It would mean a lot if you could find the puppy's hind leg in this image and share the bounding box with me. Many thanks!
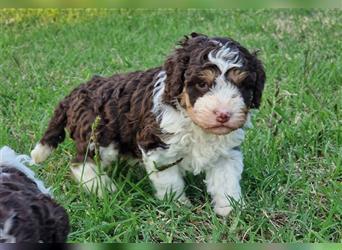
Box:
[71,143,116,198]
[70,161,116,198]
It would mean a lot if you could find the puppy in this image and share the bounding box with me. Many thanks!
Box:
[0,146,69,242]
[31,33,265,216]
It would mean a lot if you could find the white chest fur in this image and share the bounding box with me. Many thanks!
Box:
[145,79,245,174]
[170,126,244,175]
[156,110,244,174]
[145,70,246,174]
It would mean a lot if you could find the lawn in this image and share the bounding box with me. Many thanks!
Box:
[0,9,341,242]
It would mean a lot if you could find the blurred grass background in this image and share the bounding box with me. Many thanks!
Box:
[0,9,341,243]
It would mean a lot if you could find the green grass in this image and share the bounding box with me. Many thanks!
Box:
[0,9,341,243]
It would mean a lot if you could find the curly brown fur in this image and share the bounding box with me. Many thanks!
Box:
[39,67,166,161]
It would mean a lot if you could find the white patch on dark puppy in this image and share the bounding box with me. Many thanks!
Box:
[70,162,116,197]
[99,143,118,167]
[0,146,51,195]
[31,143,53,164]
[0,213,16,243]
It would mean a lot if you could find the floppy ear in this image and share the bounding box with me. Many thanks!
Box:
[162,33,209,106]
[162,37,190,106]
[251,54,266,109]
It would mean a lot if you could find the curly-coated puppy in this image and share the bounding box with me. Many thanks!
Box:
[0,146,69,242]
[31,33,265,216]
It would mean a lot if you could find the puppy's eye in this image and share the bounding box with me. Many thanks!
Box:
[196,82,209,92]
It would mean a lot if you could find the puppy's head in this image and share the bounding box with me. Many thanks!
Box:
[163,33,266,135]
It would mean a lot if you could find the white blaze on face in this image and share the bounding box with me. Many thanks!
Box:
[189,43,248,134]
[208,42,243,77]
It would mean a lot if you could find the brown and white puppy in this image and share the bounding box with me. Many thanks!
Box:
[31,33,265,216]
[0,146,69,242]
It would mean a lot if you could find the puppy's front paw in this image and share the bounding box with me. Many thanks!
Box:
[214,205,233,217]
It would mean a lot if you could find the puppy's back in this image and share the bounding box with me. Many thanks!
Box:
[32,66,162,163]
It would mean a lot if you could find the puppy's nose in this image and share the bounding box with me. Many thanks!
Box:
[214,110,231,123]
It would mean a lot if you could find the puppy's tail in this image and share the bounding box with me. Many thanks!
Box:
[31,102,67,164]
